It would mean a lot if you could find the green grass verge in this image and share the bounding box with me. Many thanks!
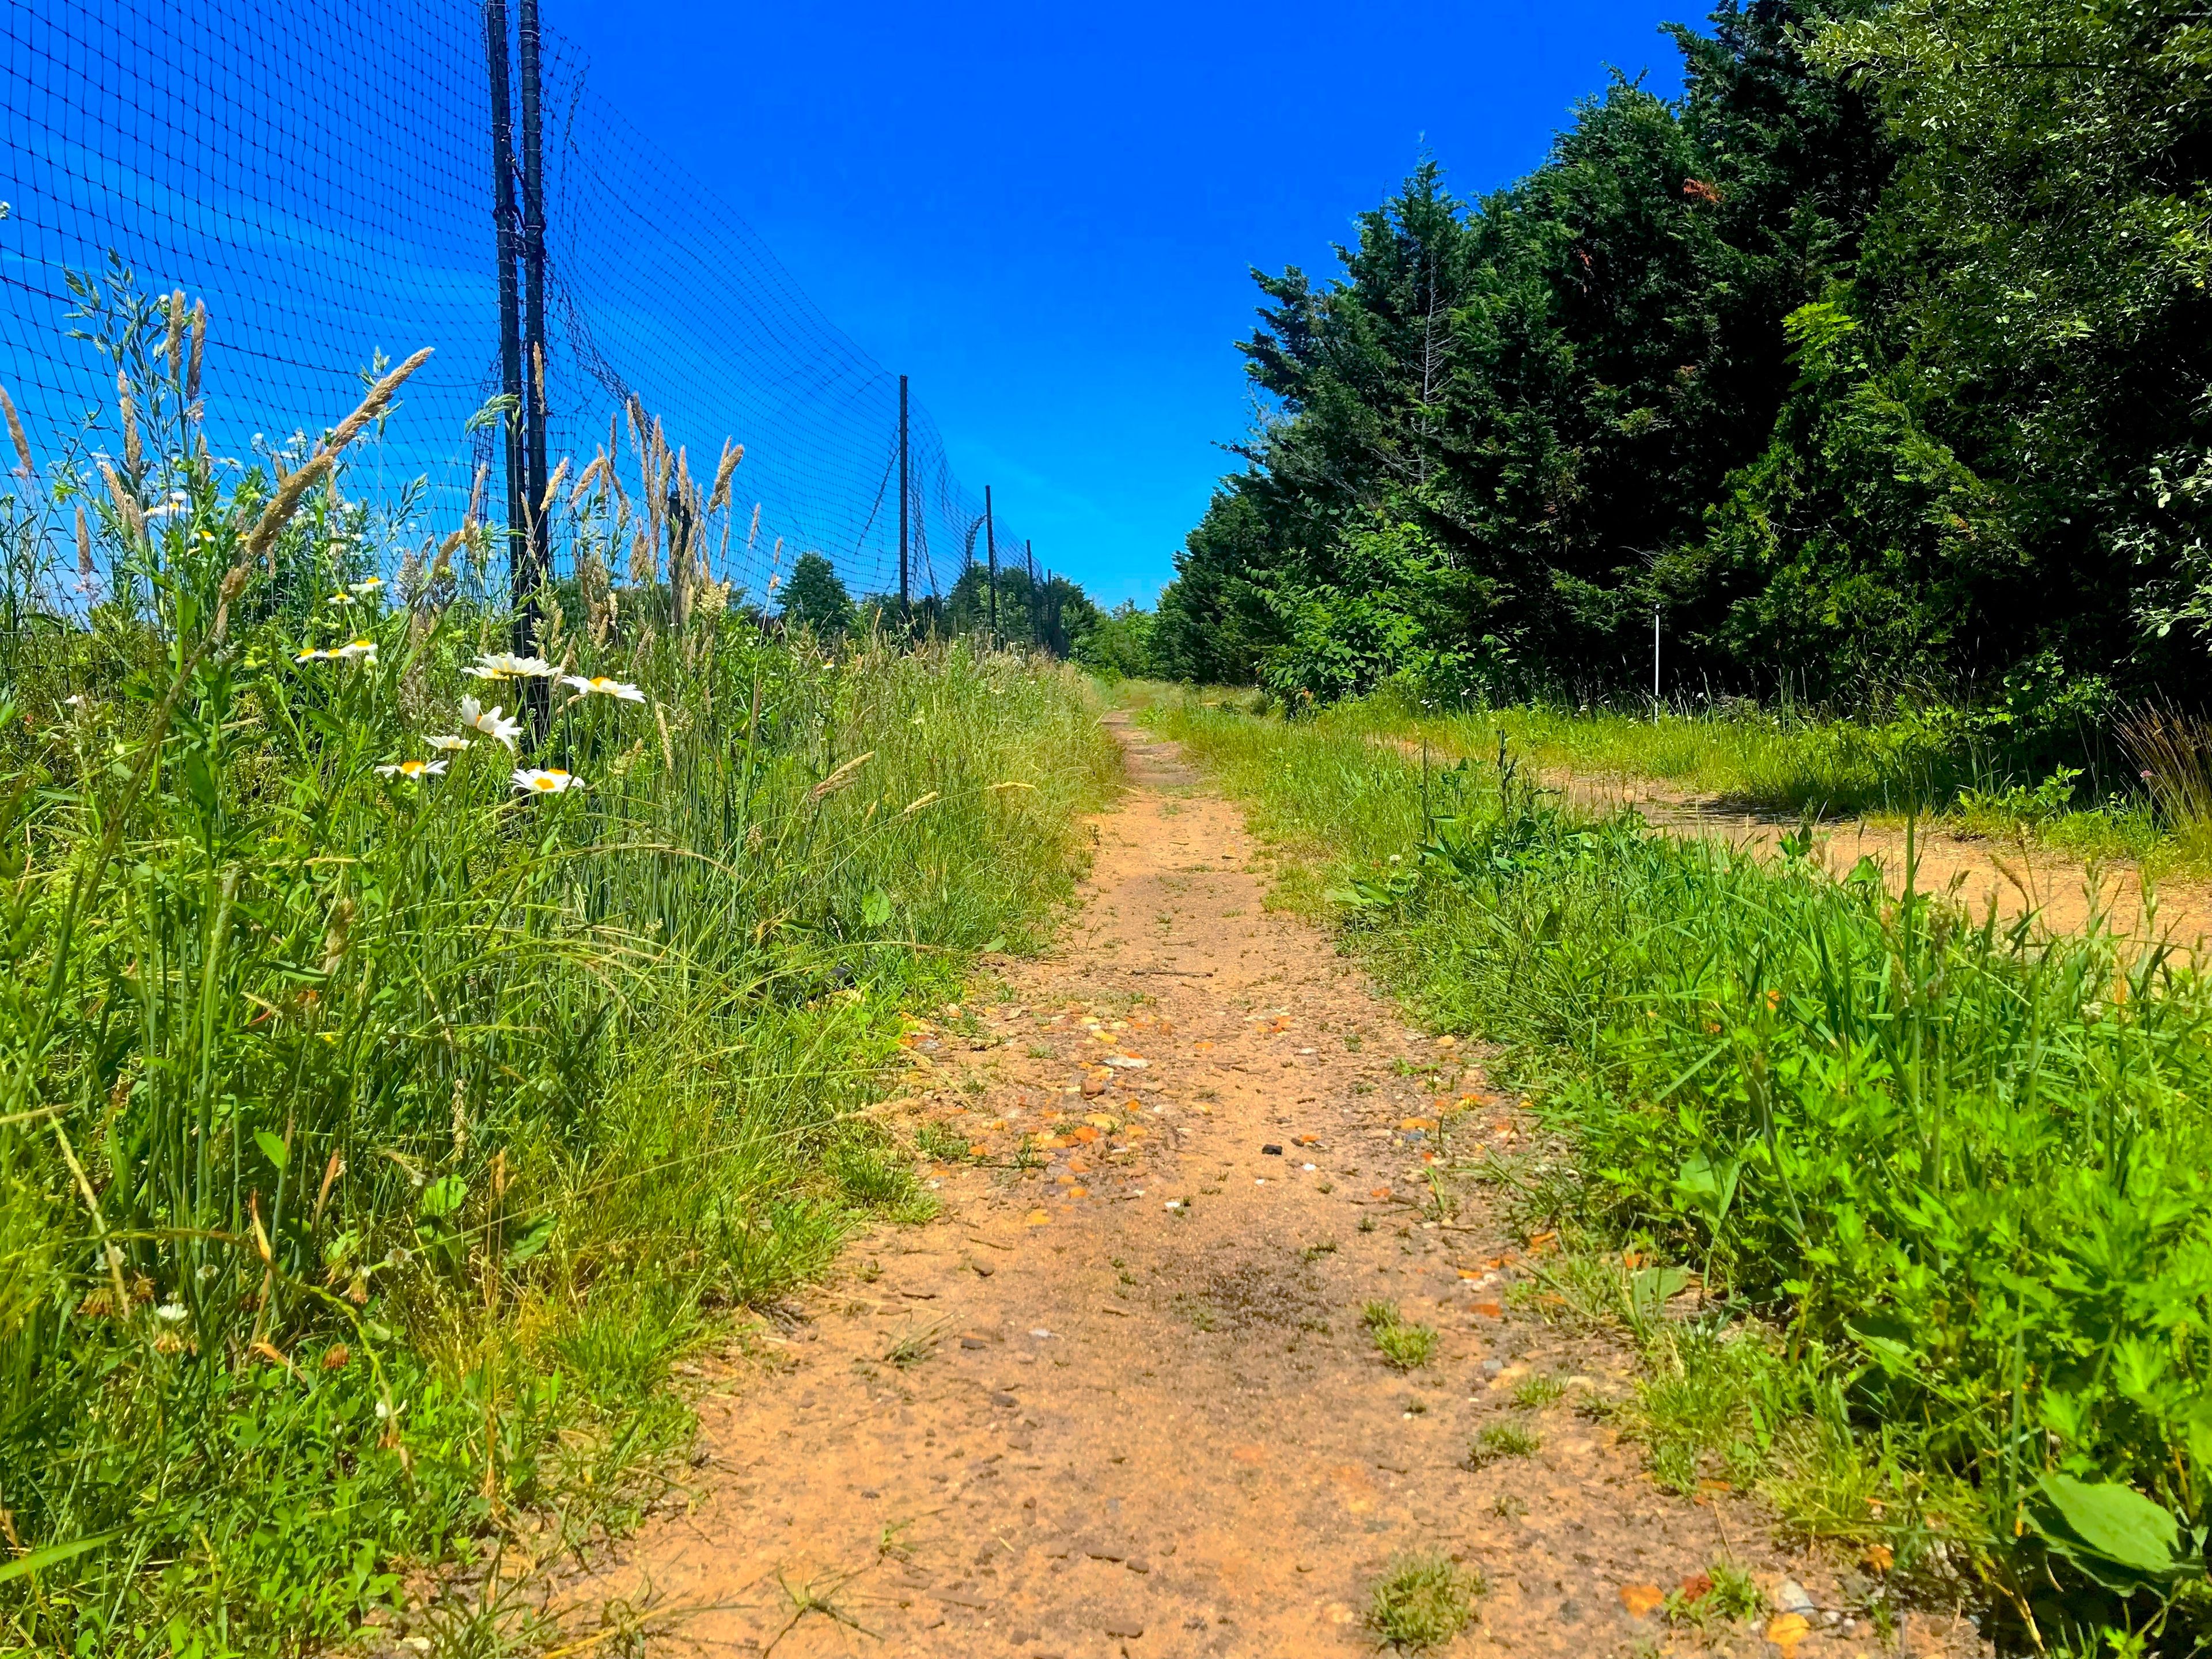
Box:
[1141,688,2212,1656]
[0,340,1118,1652]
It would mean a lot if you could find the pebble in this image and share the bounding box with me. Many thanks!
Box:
[1103,1616,1146,1638]
[990,1391,1019,1407]
[1775,1578,1816,1616]
[960,1336,989,1350]
[1481,1359,1503,1377]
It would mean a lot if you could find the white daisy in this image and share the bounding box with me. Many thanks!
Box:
[332,639,378,664]
[464,652,558,680]
[458,697,521,751]
[425,734,470,752]
[559,673,646,703]
[512,767,582,795]
[374,759,448,781]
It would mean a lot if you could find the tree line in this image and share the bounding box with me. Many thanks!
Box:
[774,548,1116,660]
[1149,0,2212,722]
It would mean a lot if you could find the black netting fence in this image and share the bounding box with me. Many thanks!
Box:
[0,0,1031,610]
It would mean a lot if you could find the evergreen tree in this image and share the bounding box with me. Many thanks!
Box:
[780,551,855,636]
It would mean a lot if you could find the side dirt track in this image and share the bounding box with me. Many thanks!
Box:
[1550,768,2212,950]
[550,715,1982,1658]
[1367,726,2212,949]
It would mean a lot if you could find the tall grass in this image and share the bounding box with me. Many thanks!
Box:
[1147,690,2212,1656]
[0,290,1115,1653]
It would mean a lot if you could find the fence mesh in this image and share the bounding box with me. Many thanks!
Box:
[0,0,1021,607]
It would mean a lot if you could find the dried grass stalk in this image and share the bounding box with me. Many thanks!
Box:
[0,385,33,479]
[187,299,207,399]
[540,456,571,516]
[433,527,465,584]
[165,290,186,382]
[708,439,743,513]
[119,369,141,475]
[244,347,432,566]
[571,450,607,507]
[808,751,876,803]
[98,457,143,538]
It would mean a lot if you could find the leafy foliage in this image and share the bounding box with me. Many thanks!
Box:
[1164,0,2212,710]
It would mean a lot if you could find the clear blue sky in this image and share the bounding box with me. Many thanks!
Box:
[551,0,1692,608]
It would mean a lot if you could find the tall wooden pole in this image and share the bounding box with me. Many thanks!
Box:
[484,0,525,619]
[516,0,549,718]
[1025,538,1038,648]
[897,374,910,622]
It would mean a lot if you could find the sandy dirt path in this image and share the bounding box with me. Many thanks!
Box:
[550,716,1976,1658]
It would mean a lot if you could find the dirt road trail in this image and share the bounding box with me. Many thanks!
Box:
[558,716,1975,1658]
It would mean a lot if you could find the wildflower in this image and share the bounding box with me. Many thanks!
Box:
[62,692,86,707]
[559,673,646,703]
[332,639,377,664]
[295,647,332,663]
[464,652,558,680]
[327,590,355,606]
[513,767,583,795]
[459,697,521,751]
[426,733,470,752]
[349,576,382,594]
[154,1302,186,1323]
[374,759,448,781]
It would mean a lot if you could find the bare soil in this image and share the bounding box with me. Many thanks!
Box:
[548,717,1982,1658]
